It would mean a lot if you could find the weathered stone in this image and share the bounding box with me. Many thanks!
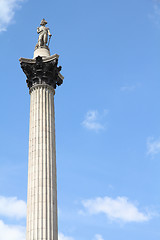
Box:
[19,55,63,90]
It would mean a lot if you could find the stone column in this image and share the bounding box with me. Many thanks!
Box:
[19,55,64,240]
[27,84,57,240]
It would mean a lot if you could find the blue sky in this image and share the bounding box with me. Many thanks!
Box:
[1,0,160,239]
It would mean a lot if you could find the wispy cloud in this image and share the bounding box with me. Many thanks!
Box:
[0,0,24,32]
[149,0,160,26]
[120,85,136,92]
[58,233,104,240]
[82,110,108,132]
[58,233,74,240]
[120,82,141,92]
[81,196,151,223]
[0,196,26,219]
[93,234,104,240]
[147,137,160,157]
[0,220,25,240]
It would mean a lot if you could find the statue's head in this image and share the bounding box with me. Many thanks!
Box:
[40,18,47,26]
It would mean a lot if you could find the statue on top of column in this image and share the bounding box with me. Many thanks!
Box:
[36,18,52,49]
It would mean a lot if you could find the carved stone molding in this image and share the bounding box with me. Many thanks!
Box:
[20,55,63,89]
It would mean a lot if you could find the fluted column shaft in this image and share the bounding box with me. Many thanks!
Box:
[26,84,58,240]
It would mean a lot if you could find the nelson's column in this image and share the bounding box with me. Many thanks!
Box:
[19,19,64,240]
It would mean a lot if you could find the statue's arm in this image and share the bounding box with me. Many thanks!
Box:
[48,28,52,36]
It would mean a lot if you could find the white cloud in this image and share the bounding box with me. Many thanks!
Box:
[120,85,136,92]
[81,196,151,223]
[0,0,24,32]
[120,82,141,92]
[59,233,74,240]
[82,110,107,132]
[0,222,73,240]
[93,234,104,240]
[0,220,25,240]
[58,233,104,240]
[147,137,160,157]
[0,196,26,219]
[149,0,160,26]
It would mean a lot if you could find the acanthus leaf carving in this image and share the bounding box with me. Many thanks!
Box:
[20,56,63,89]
